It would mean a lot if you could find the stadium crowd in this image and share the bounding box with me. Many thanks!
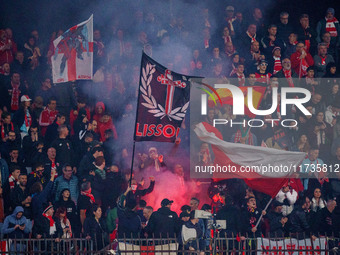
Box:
[0,1,340,253]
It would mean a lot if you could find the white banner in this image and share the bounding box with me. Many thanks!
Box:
[52,15,93,83]
[257,238,327,255]
[118,242,179,255]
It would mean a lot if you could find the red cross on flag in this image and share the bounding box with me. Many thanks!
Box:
[134,52,193,143]
[52,15,93,83]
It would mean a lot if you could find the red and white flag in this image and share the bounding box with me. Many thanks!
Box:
[195,122,306,197]
[52,15,93,83]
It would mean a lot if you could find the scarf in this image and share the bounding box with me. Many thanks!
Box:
[225,17,236,33]
[81,191,95,204]
[325,17,339,37]
[8,174,18,189]
[94,168,106,180]
[51,159,58,178]
[1,122,14,139]
[234,129,254,145]
[299,56,309,78]
[204,39,209,49]
[229,64,237,76]
[237,73,245,86]
[43,213,56,235]
[283,69,294,87]
[319,55,327,65]
[246,31,257,43]
[223,35,232,44]
[273,57,282,74]
[10,82,20,111]
[24,110,32,131]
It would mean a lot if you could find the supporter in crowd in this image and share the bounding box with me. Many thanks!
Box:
[146,198,179,238]
[54,207,72,239]
[84,205,108,250]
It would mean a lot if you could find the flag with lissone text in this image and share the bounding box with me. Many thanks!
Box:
[134,52,192,143]
[52,15,93,83]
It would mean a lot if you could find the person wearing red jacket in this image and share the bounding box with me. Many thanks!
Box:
[290,41,314,78]
[0,30,14,66]
[69,97,91,136]
[38,97,58,136]
[98,112,117,142]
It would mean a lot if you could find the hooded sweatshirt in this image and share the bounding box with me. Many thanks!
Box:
[2,206,31,238]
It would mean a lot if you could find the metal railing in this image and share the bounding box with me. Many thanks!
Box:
[1,233,339,255]
[0,237,94,254]
[108,232,340,255]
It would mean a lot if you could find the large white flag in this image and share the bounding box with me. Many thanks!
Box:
[52,15,93,83]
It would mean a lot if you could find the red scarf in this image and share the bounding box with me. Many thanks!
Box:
[283,69,295,87]
[320,55,327,65]
[10,82,20,111]
[234,129,254,145]
[299,56,309,78]
[223,36,232,44]
[237,73,245,86]
[24,111,32,129]
[326,17,338,37]
[246,31,257,43]
[51,159,58,178]
[43,213,55,226]
[273,57,282,74]
[9,175,18,189]
[81,191,95,204]
[1,122,14,139]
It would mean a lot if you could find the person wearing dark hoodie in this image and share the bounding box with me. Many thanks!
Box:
[322,62,338,94]
[117,186,142,238]
[53,188,78,233]
[146,198,179,238]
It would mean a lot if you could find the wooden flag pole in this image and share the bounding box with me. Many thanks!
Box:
[255,197,273,228]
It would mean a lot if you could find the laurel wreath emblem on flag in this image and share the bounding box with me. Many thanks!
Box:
[141,63,189,121]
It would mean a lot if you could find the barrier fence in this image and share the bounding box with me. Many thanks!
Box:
[1,233,339,255]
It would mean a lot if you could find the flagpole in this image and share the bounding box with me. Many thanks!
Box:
[129,141,136,186]
[254,197,273,228]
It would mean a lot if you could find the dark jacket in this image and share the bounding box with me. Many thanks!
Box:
[216,204,241,235]
[287,207,310,235]
[54,198,78,228]
[12,107,37,130]
[51,137,75,167]
[240,207,263,237]
[83,216,108,250]
[31,180,54,220]
[117,205,142,238]
[78,152,95,180]
[32,214,62,238]
[146,206,179,238]
[10,184,32,219]
[126,180,155,204]
[267,211,285,237]
[312,207,337,236]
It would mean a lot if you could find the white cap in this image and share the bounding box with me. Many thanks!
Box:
[20,95,32,102]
